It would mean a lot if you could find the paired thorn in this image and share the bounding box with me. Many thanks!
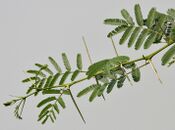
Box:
[69,89,86,124]
[148,59,163,84]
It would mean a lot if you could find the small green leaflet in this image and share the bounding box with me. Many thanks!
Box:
[131,66,141,82]
[144,32,157,49]
[48,57,62,74]
[37,97,56,108]
[121,9,135,25]
[119,26,135,45]
[62,53,71,71]
[53,104,60,114]
[104,18,128,26]
[57,97,66,109]
[134,4,144,26]
[71,70,80,81]
[146,8,156,28]
[43,76,52,88]
[107,79,117,94]
[128,27,142,47]
[135,29,149,50]
[42,89,61,94]
[117,76,126,88]
[77,84,96,97]
[89,85,100,102]
[107,25,128,37]
[49,73,60,87]
[59,71,70,85]
[77,53,83,70]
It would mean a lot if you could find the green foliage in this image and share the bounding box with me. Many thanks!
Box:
[4,4,175,126]
[105,4,175,50]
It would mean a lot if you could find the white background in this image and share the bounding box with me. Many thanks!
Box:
[0,0,175,130]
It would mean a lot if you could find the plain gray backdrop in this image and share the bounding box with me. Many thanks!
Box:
[1,0,175,130]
